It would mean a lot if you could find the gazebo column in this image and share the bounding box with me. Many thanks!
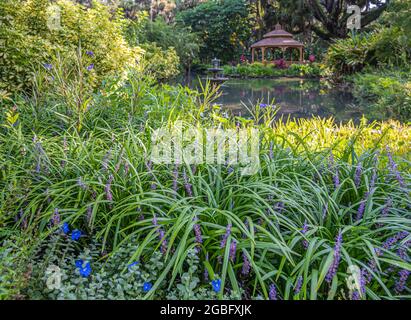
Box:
[251,48,255,63]
[299,47,303,63]
[261,47,265,63]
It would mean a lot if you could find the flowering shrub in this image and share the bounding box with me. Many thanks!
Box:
[274,58,287,69]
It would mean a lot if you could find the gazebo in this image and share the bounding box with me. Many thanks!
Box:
[251,24,304,65]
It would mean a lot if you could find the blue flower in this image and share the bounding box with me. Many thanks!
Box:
[78,262,92,278]
[128,261,139,270]
[71,229,82,241]
[43,63,53,71]
[143,282,152,292]
[62,222,70,234]
[75,259,84,268]
[259,103,268,108]
[87,64,94,71]
[86,50,94,57]
[211,279,221,293]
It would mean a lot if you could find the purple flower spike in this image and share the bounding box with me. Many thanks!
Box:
[153,214,167,254]
[193,216,203,248]
[229,239,237,262]
[183,168,193,197]
[356,197,367,221]
[386,147,406,188]
[220,223,232,248]
[269,284,278,300]
[241,252,250,276]
[204,268,209,281]
[105,175,114,201]
[351,291,360,300]
[395,269,410,293]
[326,230,343,283]
[329,153,340,189]
[294,276,303,295]
[86,63,94,71]
[52,208,60,226]
[77,176,87,190]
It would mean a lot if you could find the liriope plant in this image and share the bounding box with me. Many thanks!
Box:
[1,76,410,300]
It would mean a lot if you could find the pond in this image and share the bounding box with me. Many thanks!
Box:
[181,77,381,122]
[191,77,364,121]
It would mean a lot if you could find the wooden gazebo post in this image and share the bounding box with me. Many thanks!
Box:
[261,47,265,63]
[251,48,255,63]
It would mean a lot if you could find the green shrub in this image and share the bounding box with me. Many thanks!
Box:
[324,33,377,77]
[0,0,143,93]
[141,43,180,81]
[224,63,323,78]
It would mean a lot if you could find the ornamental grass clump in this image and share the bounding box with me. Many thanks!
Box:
[0,72,410,300]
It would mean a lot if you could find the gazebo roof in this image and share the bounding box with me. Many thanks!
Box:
[251,24,304,48]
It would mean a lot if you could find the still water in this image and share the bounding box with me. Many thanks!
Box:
[184,77,369,122]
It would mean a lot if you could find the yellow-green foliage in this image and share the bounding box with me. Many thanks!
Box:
[0,0,143,93]
[267,117,411,161]
[141,43,180,81]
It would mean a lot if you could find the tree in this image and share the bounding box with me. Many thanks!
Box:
[128,15,201,76]
[177,0,253,63]
[307,0,389,39]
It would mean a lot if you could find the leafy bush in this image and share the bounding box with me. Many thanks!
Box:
[0,0,143,93]
[140,43,180,81]
[324,34,377,77]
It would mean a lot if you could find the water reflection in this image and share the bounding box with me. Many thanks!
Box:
[187,77,365,122]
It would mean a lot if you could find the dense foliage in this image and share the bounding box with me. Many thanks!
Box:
[177,0,252,63]
[127,15,201,76]
[0,0,143,93]
[223,62,324,78]
[350,68,411,121]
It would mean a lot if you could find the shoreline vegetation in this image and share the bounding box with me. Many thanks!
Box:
[222,62,324,79]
